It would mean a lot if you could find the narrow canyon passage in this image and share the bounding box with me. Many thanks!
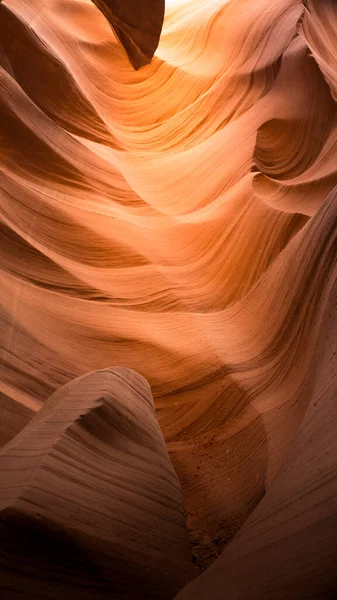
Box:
[0,0,337,598]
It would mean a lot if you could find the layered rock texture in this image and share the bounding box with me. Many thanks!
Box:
[0,0,337,598]
[0,368,193,598]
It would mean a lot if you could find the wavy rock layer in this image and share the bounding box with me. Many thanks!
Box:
[175,205,337,598]
[0,368,193,599]
[1,0,337,596]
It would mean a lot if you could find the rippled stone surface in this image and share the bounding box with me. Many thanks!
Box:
[1,0,337,597]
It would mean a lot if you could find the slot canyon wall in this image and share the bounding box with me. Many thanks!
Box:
[0,0,337,598]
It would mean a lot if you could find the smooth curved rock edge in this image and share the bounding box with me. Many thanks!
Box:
[0,367,194,599]
[0,0,337,597]
[91,1,165,69]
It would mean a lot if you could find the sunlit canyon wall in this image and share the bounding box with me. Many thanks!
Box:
[1,0,337,598]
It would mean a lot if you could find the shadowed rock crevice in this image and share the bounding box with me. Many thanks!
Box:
[91,0,165,69]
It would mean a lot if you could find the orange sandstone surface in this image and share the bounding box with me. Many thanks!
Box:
[0,1,337,598]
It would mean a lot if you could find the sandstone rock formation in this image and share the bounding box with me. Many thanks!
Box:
[1,0,337,597]
[0,368,193,599]
[91,1,165,69]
